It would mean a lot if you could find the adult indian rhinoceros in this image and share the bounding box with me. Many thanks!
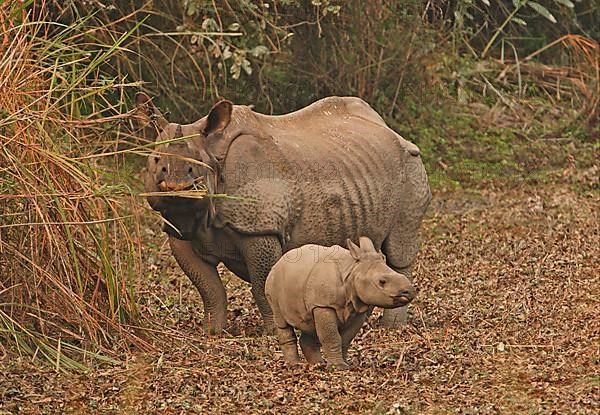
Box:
[136,93,431,334]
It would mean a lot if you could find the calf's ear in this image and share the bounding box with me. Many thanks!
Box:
[204,100,233,136]
[347,238,361,260]
[358,236,376,253]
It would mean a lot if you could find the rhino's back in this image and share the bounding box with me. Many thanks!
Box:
[214,98,425,249]
[275,119,408,249]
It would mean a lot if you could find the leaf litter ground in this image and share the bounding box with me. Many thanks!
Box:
[1,184,598,414]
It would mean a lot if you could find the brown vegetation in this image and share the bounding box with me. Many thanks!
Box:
[1,0,598,413]
[2,185,598,413]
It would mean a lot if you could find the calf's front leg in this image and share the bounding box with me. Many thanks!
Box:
[169,236,227,334]
[313,307,349,370]
[340,311,370,363]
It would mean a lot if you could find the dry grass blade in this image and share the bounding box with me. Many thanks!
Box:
[0,2,151,369]
[139,190,208,199]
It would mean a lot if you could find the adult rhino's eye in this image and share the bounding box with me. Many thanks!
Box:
[188,167,193,174]
[379,279,386,286]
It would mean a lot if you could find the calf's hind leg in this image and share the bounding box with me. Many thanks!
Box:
[276,325,300,364]
[270,297,300,364]
[299,333,323,364]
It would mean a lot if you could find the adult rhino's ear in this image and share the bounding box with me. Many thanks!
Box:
[133,92,168,132]
[347,238,361,260]
[204,100,233,136]
[358,236,376,253]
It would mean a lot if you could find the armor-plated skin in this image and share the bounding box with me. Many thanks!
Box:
[136,93,431,333]
[265,237,415,369]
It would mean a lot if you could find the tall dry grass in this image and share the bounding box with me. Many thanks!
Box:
[0,1,150,370]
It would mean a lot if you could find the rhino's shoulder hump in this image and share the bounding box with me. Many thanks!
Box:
[251,96,370,127]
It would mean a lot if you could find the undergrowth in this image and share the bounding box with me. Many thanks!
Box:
[0,1,150,370]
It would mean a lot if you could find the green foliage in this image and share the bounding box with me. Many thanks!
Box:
[452,0,598,56]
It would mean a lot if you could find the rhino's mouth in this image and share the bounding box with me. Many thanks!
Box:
[391,293,413,306]
[158,180,197,192]
[157,176,206,193]
[160,204,205,240]
[158,182,190,191]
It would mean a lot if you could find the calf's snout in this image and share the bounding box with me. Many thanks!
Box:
[382,274,415,304]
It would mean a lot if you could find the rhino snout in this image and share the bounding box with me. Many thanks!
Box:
[392,288,415,306]
[378,274,415,305]
[158,176,202,191]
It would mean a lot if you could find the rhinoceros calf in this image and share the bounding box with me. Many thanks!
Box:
[265,236,415,369]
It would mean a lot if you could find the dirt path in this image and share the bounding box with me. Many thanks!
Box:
[1,185,598,414]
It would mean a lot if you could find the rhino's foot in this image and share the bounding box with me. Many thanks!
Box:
[307,356,325,365]
[203,324,226,335]
[203,315,227,335]
[282,356,301,367]
[325,360,350,371]
[299,333,323,364]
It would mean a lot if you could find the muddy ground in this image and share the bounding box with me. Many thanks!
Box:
[1,183,598,414]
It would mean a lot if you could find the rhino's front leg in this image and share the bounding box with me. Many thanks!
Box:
[340,311,370,363]
[240,235,282,333]
[169,236,227,334]
[313,307,349,370]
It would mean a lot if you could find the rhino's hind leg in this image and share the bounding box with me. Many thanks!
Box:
[168,236,227,334]
[380,214,426,327]
[240,235,283,333]
[276,325,300,365]
[299,333,323,365]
